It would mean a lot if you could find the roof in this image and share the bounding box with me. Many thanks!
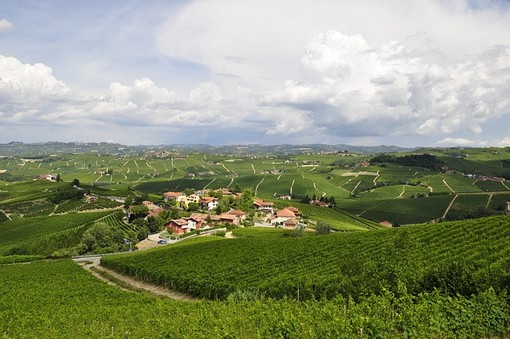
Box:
[276,208,296,218]
[287,206,300,213]
[190,213,209,221]
[170,218,188,226]
[254,199,274,207]
[284,218,298,226]
[228,209,246,216]
[219,213,236,219]
[164,191,183,197]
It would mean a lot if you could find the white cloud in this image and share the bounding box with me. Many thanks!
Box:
[495,137,510,147]
[2,1,510,145]
[0,55,69,103]
[436,138,487,146]
[263,31,510,139]
[0,19,12,32]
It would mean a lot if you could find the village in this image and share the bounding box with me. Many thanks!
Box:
[125,188,309,243]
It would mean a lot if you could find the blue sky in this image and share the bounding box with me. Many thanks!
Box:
[1,0,510,147]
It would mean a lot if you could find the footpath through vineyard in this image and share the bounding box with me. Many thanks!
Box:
[73,256,198,301]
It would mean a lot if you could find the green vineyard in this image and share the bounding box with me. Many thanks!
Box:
[1,259,509,338]
[102,215,510,301]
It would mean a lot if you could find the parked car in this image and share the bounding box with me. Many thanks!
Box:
[157,239,167,244]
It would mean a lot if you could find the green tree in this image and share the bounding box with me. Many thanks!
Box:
[316,221,332,235]
[129,205,149,222]
[79,222,125,254]
[71,178,80,186]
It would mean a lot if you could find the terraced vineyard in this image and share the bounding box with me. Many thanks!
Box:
[0,211,116,255]
[2,260,508,338]
[103,215,510,301]
[2,147,509,225]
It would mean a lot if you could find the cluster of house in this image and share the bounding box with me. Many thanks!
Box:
[161,192,303,234]
[163,188,236,210]
[462,173,507,182]
[251,198,302,228]
[166,210,247,234]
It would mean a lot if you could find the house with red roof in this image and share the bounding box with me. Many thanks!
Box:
[163,191,184,202]
[253,199,274,213]
[166,216,202,234]
[201,197,218,210]
[271,207,301,229]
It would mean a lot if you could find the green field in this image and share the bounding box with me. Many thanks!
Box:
[2,148,509,225]
[0,211,117,256]
[1,145,510,337]
[103,215,510,301]
[2,259,508,338]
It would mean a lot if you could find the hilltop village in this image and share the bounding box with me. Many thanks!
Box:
[128,187,307,239]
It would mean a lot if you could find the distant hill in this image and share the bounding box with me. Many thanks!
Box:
[0,141,414,157]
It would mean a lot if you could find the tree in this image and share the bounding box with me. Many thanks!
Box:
[79,222,125,254]
[124,196,133,209]
[128,205,149,222]
[316,221,332,235]
[233,183,242,193]
[184,188,195,196]
[56,173,62,182]
[187,202,199,212]
[71,178,80,186]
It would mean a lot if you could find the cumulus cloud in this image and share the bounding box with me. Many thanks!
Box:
[2,0,510,145]
[436,138,487,146]
[263,30,510,139]
[0,19,12,32]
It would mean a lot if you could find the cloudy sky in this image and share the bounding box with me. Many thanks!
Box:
[1,0,510,147]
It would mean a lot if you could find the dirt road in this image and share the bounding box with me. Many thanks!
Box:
[73,256,197,301]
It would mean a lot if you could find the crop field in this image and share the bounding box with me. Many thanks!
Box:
[476,180,510,192]
[0,211,115,255]
[1,260,507,338]
[452,194,491,210]
[342,194,454,224]
[1,148,509,225]
[103,215,510,302]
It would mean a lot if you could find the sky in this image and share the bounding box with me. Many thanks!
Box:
[1,0,510,147]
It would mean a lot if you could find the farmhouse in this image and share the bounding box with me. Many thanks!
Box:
[200,197,218,210]
[253,199,274,213]
[142,201,164,217]
[163,191,184,202]
[37,174,58,182]
[84,194,98,204]
[227,209,247,222]
[271,207,302,229]
[166,217,201,235]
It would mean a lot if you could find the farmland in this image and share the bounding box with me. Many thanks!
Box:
[2,145,509,225]
[1,143,510,337]
[2,259,509,338]
[102,215,510,301]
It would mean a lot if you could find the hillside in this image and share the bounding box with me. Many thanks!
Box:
[2,259,508,337]
[1,146,509,225]
[102,215,510,300]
